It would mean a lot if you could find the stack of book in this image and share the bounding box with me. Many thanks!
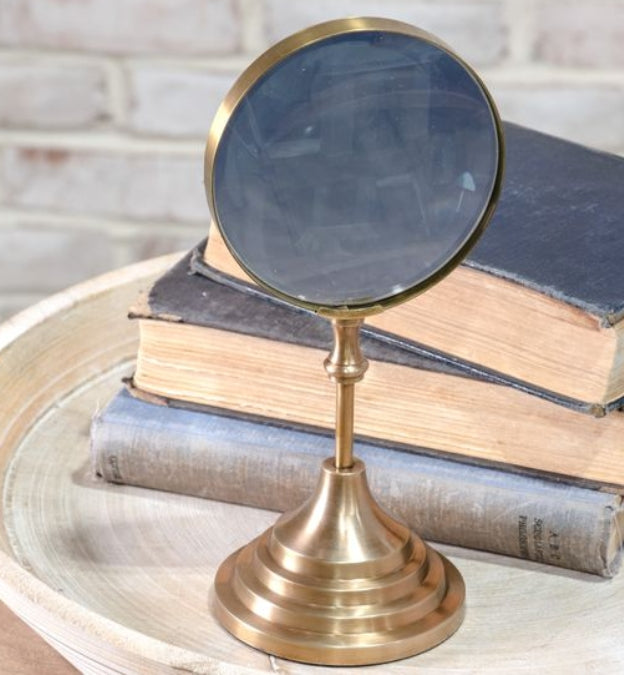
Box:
[91,122,624,576]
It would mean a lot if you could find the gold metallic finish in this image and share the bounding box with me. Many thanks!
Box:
[214,458,465,666]
[213,319,466,664]
[334,383,355,469]
[204,16,505,316]
[324,318,368,384]
[324,319,368,469]
[206,17,500,663]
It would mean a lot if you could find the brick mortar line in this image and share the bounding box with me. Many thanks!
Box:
[0,208,208,235]
[117,54,252,71]
[0,119,620,158]
[481,68,624,85]
[103,60,129,128]
[0,131,205,155]
[0,47,255,71]
[503,0,537,66]
[237,0,267,54]
[1,46,622,82]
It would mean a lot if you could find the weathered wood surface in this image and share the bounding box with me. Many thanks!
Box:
[0,257,623,674]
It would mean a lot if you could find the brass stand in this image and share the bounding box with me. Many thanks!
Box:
[214,319,465,665]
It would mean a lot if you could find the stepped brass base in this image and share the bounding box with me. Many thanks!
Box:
[214,458,465,665]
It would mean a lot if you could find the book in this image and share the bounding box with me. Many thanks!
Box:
[200,122,624,412]
[91,389,624,577]
[129,248,624,491]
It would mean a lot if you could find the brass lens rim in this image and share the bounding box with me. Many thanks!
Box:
[204,16,505,317]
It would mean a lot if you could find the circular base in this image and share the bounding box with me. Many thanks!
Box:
[215,538,464,666]
[213,459,465,666]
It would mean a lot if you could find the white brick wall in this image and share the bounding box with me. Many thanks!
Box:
[0,0,241,55]
[490,84,624,149]
[2,147,206,222]
[126,65,237,137]
[535,1,624,67]
[264,0,508,66]
[0,224,115,292]
[0,0,623,320]
[0,57,110,129]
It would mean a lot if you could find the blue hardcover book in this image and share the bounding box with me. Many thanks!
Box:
[92,389,624,577]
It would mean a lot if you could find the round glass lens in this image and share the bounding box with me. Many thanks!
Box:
[211,29,500,307]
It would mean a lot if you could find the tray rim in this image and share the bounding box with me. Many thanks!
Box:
[1,254,623,674]
[0,254,256,674]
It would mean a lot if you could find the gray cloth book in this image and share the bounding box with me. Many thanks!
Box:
[129,248,624,491]
[91,389,624,577]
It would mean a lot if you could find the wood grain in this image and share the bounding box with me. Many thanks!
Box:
[0,257,623,674]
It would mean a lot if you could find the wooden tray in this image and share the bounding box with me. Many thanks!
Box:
[0,257,622,674]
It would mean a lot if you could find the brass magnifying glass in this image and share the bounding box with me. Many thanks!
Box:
[204,17,504,665]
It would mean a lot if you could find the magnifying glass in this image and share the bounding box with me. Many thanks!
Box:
[205,17,503,666]
[206,17,503,313]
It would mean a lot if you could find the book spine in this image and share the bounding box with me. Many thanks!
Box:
[91,393,624,577]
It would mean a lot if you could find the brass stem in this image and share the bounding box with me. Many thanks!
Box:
[335,383,354,469]
[216,318,465,667]
[324,319,368,469]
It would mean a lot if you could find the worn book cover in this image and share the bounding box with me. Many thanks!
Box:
[129,250,624,491]
[201,122,624,411]
[92,389,624,577]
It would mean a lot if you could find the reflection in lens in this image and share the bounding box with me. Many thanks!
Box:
[213,30,500,307]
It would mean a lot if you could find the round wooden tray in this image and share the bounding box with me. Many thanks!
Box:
[0,257,622,674]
